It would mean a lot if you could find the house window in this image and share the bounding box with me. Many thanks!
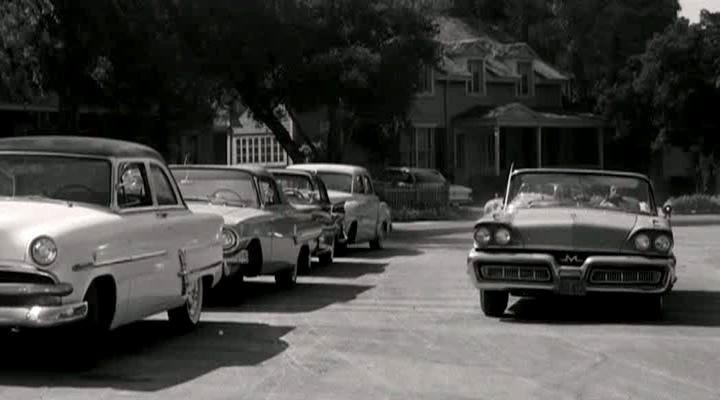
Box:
[455,133,465,169]
[415,127,434,168]
[418,64,434,95]
[234,134,287,165]
[467,59,486,95]
[517,61,534,97]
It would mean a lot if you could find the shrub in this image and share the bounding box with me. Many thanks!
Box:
[664,194,720,214]
[392,206,482,222]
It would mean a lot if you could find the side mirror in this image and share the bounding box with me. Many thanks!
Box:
[662,204,673,217]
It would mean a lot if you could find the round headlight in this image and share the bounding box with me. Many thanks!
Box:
[222,228,238,250]
[474,227,492,245]
[494,227,511,245]
[654,234,672,252]
[634,233,651,251]
[30,236,58,266]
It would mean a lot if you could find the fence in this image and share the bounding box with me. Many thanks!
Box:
[376,183,450,210]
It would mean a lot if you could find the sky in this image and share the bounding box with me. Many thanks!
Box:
[679,0,718,22]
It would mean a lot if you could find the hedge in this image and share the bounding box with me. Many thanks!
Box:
[664,194,720,215]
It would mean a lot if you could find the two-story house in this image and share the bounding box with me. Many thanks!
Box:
[403,16,608,192]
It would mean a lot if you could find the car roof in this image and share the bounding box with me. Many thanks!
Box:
[382,166,443,174]
[0,135,165,162]
[511,167,651,181]
[288,163,368,175]
[169,163,274,179]
[268,168,314,178]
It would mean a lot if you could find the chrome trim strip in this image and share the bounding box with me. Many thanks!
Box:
[0,282,73,297]
[93,250,168,268]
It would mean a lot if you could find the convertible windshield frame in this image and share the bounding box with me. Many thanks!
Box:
[503,170,659,216]
[0,151,114,208]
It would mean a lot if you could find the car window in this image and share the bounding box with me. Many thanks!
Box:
[362,175,374,194]
[258,178,281,206]
[352,175,365,194]
[314,177,330,203]
[379,170,413,184]
[117,162,153,209]
[150,164,179,206]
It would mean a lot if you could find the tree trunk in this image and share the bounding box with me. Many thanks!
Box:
[325,102,343,162]
[247,103,304,163]
[286,108,318,157]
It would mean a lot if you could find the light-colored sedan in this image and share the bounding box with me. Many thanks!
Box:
[288,163,392,252]
[170,165,320,286]
[0,136,225,335]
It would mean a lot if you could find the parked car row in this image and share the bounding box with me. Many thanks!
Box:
[0,136,391,359]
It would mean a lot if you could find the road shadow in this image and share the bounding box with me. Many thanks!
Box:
[340,246,423,259]
[310,260,389,279]
[207,281,374,313]
[500,290,720,327]
[0,320,293,391]
[391,226,473,240]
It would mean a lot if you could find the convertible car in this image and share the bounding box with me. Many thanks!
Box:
[467,168,676,318]
[0,136,225,336]
[170,164,321,286]
[287,163,392,252]
[269,168,344,265]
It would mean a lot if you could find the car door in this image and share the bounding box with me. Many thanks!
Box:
[147,161,191,309]
[361,175,381,239]
[114,161,174,319]
[257,176,296,269]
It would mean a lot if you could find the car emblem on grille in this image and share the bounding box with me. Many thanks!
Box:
[560,254,584,264]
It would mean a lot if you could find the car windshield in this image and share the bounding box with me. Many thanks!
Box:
[274,173,325,204]
[0,154,111,206]
[379,170,413,184]
[317,172,353,193]
[171,168,259,208]
[506,172,655,215]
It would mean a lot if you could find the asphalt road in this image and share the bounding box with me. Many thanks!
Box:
[1,223,720,400]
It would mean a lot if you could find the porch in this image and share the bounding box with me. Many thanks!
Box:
[452,103,608,187]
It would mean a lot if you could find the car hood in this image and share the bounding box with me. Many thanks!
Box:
[186,202,267,225]
[0,199,117,262]
[495,207,640,251]
[326,190,354,204]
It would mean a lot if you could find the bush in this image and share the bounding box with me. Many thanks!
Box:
[392,206,482,222]
[664,194,720,214]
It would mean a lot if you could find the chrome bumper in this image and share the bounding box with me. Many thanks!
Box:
[466,249,676,295]
[0,282,88,327]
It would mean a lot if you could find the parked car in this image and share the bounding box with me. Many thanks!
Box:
[0,136,225,336]
[269,168,345,265]
[467,167,676,319]
[169,164,321,285]
[376,167,473,205]
[287,163,392,251]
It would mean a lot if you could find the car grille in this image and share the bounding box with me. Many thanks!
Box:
[478,265,552,282]
[0,271,55,285]
[588,268,663,285]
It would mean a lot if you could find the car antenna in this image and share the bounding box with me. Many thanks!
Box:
[502,161,515,207]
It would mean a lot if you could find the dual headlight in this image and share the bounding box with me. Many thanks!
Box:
[30,236,58,266]
[222,227,239,252]
[474,225,512,247]
[633,232,673,253]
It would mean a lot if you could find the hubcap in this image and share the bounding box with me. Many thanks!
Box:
[185,278,203,323]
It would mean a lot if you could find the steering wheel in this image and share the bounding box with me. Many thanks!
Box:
[52,184,96,198]
[283,188,308,200]
[210,188,245,202]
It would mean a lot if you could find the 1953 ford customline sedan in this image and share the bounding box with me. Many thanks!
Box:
[467,168,676,319]
[170,165,321,287]
[0,136,225,336]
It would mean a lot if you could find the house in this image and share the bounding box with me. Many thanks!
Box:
[402,16,609,195]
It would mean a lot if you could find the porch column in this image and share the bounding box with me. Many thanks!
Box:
[494,125,501,176]
[226,129,232,165]
[536,126,543,167]
[597,127,604,169]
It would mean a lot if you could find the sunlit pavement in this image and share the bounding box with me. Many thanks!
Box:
[1,224,720,400]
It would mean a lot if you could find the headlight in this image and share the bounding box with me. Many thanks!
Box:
[634,233,651,251]
[494,228,511,245]
[654,234,672,252]
[30,236,58,266]
[222,228,238,251]
[474,227,492,245]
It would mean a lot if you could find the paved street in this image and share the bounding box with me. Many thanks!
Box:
[1,223,720,400]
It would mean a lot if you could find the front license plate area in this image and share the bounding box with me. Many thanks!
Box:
[557,279,586,296]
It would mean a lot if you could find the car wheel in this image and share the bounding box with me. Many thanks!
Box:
[640,294,664,320]
[480,290,509,317]
[334,236,347,256]
[275,253,301,289]
[67,283,107,369]
[168,276,204,331]
[369,222,386,250]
